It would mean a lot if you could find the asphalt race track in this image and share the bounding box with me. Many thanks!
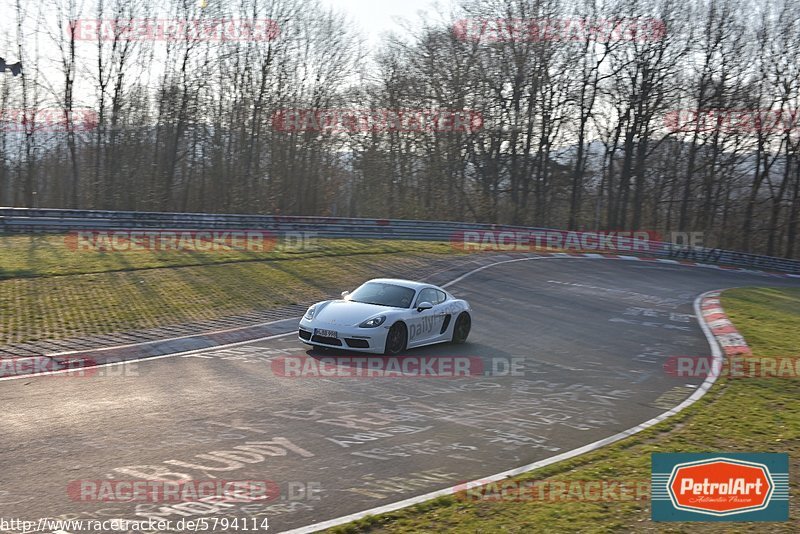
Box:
[2,258,799,533]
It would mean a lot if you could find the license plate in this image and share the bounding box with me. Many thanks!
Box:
[316,329,338,338]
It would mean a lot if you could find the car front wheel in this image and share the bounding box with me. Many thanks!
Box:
[384,322,407,355]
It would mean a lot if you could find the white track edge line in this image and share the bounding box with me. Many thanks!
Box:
[0,254,757,383]
[0,254,762,383]
[41,316,301,357]
[6,252,789,361]
[0,331,298,381]
[278,287,726,534]
[0,258,561,381]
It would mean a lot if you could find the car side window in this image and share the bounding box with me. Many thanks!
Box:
[434,290,447,304]
[416,288,437,306]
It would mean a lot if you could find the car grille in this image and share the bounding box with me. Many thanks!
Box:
[298,329,312,340]
[311,335,342,346]
[345,338,369,348]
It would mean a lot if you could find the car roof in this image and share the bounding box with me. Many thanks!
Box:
[365,278,437,291]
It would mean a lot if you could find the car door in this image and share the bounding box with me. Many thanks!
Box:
[407,288,441,346]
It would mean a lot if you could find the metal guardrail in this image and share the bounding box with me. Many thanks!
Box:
[1,207,799,274]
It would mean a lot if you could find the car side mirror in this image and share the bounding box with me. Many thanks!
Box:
[416,301,433,312]
[341,290,350,299]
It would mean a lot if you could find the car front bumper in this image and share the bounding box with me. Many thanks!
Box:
[298,318,389,353]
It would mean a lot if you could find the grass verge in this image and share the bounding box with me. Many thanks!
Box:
[0,234,453,279]
[328,287,800,533]
[0,236,458,345]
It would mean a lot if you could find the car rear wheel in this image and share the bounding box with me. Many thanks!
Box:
[452,312,471,344]
[384,322,407,355]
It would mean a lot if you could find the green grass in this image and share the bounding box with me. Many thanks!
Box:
[0,234,454,279]
[327,287,800,533]
[0,235,460,345]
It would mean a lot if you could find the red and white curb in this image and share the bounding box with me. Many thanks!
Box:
[0,256,769,532]
[278,266,728,534]
[700,291,751,356]
[0,251,793,380]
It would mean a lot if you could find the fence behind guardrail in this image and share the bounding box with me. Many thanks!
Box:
[1,207,798,274]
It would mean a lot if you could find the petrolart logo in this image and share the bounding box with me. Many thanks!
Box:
[652,453,789,521]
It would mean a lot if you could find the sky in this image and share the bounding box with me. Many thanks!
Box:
[0,0,460,111]
[322,0,455,47]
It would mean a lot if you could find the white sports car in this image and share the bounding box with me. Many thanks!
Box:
[298,278,472,354]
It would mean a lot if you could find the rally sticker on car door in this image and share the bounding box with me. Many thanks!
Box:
[409,315,438,340]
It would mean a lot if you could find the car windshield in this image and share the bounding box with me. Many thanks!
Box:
[347,282,416,308]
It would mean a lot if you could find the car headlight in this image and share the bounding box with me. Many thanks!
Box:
[359,316,386,328]
[304,305,317,320]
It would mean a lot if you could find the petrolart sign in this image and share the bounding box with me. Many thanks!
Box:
[652,453,789,521]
